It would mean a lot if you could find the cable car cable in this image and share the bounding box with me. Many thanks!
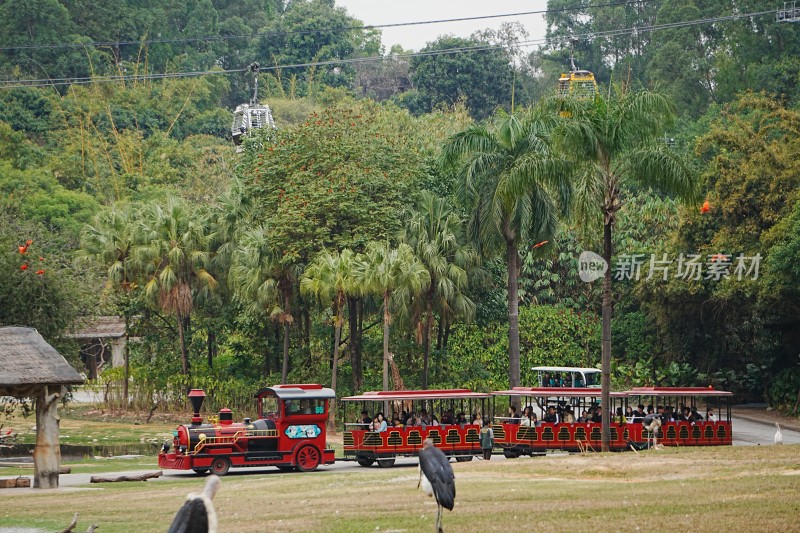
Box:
[0,7,782,91]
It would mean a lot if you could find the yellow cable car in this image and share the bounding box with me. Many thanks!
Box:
[557,40,597,116]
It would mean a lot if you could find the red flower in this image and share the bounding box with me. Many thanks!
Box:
[700,200,710,214]
[26,240,32,246]
[18,246,27,254]
[39,257,44,261]
[532,240,550,249]
[20,264,28,270]
[36,269,45,275]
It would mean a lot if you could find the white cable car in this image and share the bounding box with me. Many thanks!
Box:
[232,63,275,152]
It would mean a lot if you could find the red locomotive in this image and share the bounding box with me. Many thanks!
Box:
[158,384,336,475]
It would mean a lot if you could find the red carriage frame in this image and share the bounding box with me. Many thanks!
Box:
[341,389,492,467]
[491,386,733,455]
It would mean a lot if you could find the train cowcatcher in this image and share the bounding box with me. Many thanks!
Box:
[158,384,336,475]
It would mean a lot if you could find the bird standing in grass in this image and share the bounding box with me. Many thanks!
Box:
[418,438,455,533]
[168,475,221,533]
[774,423,784,445]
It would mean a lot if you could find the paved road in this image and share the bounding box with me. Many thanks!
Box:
[731,415,800,445]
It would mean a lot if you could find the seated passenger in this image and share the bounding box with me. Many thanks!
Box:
[625,406,635,420]
[430,415,440,427]
[562,408,575,424]
[419,409,432,427]
[578,410,590,423]
[592,406,603,423]
[543,406,560,424]
[508,406,521,424]
[441,410,454,425]
[374,412,388,432]
[520,406,535,427]
[614,407,627,424]
[706,409,717,422]
[392,417,403,428]
[359,410,372,430]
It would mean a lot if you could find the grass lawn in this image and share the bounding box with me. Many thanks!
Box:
[1,445,798,532]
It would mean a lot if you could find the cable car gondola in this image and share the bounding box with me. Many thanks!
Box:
[557,38,597,101]
[231,63,275,152]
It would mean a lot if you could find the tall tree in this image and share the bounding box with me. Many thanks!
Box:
[442,107,571,389]
[400,191,479,388]
[80,203,140,401]
[356,242,429,393]
[407,35,515,119]
[136,197,217,375]
[301,248,357,429]
[229,225,297,383]
[555,88,698,451]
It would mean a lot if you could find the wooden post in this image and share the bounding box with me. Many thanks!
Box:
[33,385,62,489]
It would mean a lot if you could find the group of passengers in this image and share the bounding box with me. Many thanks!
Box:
[617,404,717,424]
[358,408,482,432]
[505,404,579,426]
[541,372,588,387]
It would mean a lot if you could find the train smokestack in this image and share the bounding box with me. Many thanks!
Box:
[188,389,206,425]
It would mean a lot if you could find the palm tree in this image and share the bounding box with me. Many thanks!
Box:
[356,242,430,393]
[442,107,571,389]
[136,197,217,376]
[81,203,140,401]
[400,191,480,388]
[229,225,297,383]
[301,248,357,430]
[555,88,698,451]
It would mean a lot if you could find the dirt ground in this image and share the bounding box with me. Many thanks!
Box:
[732,405,800,431]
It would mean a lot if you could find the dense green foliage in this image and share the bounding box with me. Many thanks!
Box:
[1,0,799,416]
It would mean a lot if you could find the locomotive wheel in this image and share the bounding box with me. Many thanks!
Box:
[356,458,375,467]
[210,457,231,476]
[376,458,396,468]
[192,468,209,475]
[295,445,321,472]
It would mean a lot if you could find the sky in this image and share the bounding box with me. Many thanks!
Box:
[335,1,550,52]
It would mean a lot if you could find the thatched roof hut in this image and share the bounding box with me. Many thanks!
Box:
[0,326,84,397]
[0,326,83,489]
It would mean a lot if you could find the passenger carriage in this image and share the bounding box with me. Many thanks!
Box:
[490,386,733,455]
[623,387,733,447]
[158,384,336,475]
[492,387,629,455]
[341,389,491,467]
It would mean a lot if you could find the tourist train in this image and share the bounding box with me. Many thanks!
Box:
[159,375,733,476]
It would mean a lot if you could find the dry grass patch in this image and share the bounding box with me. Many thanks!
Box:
[1,445,799,532]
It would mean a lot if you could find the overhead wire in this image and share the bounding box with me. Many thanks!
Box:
[0,0,652,52]
[0,6,781,90]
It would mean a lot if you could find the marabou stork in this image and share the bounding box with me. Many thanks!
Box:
[418,438,455,533]
[167,474,221,533]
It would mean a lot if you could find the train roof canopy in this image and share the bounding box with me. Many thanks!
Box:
[624,386,733,397]
[342,389,491,402]
[531,366,601,374]
[255,384,336,400]
[492,387,626,398]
